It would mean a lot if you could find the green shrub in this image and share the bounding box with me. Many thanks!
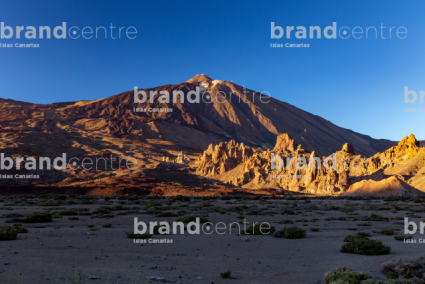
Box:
[341,239,391,255]
[381,229,395,235]
[23,212,52,223]
[382,257,425,280]
[383,196,400,202]
[92,206,113,214]
[344,232,371,242]
[328,205,340,210]
[142,202,161,210]
[370,214,389,222]
[310,227,320,232]
[325,267,421,283]
[324,266,368,284]
[68,217,79,220]
[37,200,58,206]
[241,223,275,235]
[12,224,28,233]
[125,232,152,239]
[220,270,232,279]
[273,226,306,239]
[283,210,295,215]
[394,235,413,241]
[0,227,19,240]
[102,224,112,228]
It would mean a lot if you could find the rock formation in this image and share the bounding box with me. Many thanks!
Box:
[195,140,252,177]
[195,133,425,196]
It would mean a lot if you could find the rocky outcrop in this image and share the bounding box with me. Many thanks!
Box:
[195,140,253,176]
[195,133,425,196]
[341,176,424,197]
[195,133,358,194]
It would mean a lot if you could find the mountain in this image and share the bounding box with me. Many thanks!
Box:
[0,75,398,191]
[55,74,394,156]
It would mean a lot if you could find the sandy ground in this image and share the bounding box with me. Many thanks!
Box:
[0,196,423,284]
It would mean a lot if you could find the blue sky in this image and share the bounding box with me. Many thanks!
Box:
[0,0,424,141]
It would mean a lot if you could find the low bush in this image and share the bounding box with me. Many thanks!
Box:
[12,224,28,233]
[394,235,413,241]
[324,266,368,284]
[343,232,371,242]
[325,266,421,284]
[0,227,19,240]
[381,229,395,235]
[142,202,161,210]
[370,214,389,222]
[23,212,52,223]
[220,270,232,279]
[125,232,152,239]
[328,205,340,210]
[382,257,425,280]
[37,200,58,206]
[273,226,306,239]
[92,206,113,214]
[341,239,391,255]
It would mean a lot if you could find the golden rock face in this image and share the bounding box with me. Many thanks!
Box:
[195,133,425,197]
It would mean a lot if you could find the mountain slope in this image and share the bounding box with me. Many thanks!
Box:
[0,75,400,190]
[51,74,395,156]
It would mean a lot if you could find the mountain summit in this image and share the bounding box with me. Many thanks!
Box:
[185,74,213,83]
[0,75,396,159]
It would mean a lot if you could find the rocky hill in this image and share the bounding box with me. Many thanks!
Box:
[195,134,425,197]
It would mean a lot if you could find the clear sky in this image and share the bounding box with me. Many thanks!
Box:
[0,0,424,141]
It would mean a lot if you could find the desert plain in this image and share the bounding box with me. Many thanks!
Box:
[0,194,423,284]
